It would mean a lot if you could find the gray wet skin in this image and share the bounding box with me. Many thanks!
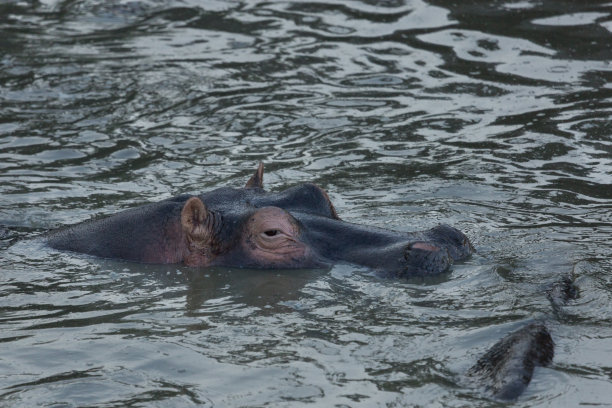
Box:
[47,163,474,277]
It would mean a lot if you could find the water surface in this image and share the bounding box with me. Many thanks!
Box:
[1,0,612,406]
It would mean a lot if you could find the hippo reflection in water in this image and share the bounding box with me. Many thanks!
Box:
[46,163,558,401]
[48,163,473,275]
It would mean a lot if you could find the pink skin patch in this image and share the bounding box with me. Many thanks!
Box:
[243,207,310,266]
[411,242,440,252]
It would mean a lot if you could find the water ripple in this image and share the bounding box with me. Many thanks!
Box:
[1,0,611,406]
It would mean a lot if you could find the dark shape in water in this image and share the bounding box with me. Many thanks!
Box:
[547,274,579,308]
[468,323,554,400]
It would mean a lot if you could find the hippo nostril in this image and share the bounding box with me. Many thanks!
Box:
[425,224,475,260]
[402,242,453,277]
[409,242,441,252]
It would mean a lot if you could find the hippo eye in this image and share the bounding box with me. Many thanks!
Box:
[249,207,300,252]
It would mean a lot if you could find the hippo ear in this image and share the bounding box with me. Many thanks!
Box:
[180,197,211,240]
[245,162,264,189]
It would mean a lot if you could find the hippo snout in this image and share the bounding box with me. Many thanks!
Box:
[391,225,474,278]
[424,224,475,261]
[401,242,453,277]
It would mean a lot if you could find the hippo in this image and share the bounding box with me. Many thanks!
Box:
[47,163,474,276]
[45,163,560,401]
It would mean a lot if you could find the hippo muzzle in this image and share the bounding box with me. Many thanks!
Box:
[292,214,473,277]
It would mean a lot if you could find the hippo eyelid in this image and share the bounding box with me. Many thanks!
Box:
[264,229,280,237]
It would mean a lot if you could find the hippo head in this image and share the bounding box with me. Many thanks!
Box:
[48,163,473,277]
[175,164,473,276]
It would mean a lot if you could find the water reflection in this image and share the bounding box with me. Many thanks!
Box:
[147,266,329,312]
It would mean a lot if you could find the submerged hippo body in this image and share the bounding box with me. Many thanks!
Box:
[48,164,473,276]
